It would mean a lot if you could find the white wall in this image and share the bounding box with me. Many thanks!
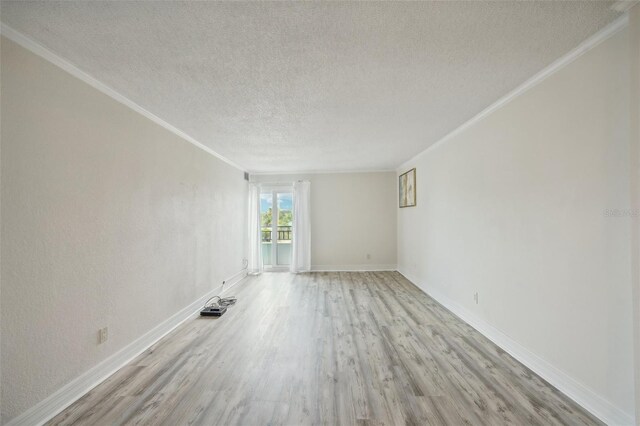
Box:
[251,172,396,270]
[397,28,635,423]
[629,5,640,422]
[0,37,248,423]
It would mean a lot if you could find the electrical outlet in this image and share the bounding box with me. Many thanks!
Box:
[474,292,479,304]
[98,327,108,344]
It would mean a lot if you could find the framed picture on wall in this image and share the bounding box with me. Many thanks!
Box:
[399,168,416,208]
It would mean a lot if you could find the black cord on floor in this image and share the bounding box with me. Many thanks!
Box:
[203,295,237,309]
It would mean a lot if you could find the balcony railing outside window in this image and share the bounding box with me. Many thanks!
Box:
[262,226,292,242]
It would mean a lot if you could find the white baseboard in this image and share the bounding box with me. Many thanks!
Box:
[11,267,631,425]
[5,272,248,426]
[311,264,397,272]
[397,268,634,426]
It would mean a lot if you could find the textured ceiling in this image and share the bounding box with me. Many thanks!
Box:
[1,1,621,172]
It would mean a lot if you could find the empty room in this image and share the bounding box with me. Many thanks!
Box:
[1,1,639,425]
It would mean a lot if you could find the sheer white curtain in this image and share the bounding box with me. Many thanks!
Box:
[291,181,311,273]
[247,183,263,275]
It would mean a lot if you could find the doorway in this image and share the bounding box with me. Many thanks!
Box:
[260,189,293,270]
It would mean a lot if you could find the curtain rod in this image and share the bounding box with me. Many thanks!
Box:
[249,180,308,185]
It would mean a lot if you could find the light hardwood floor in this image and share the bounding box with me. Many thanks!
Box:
[49,272,601,426]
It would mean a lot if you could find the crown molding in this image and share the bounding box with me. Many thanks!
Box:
[0,23,246,173]
[611,1,639,13]
[397,14,629,172]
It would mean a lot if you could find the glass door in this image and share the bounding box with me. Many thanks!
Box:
[276,192,293,266]
[260,189,293,269]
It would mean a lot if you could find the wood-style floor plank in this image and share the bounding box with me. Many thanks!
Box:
[48,272,602,426]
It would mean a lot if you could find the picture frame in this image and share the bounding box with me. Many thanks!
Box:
[399,168,416,208]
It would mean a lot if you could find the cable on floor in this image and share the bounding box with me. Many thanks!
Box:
[202,295,237,309]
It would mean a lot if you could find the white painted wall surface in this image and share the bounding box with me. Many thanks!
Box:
[397,29,635,423]
[630,5,640,422]
[251,172,397,270]
[0,37,247,423]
